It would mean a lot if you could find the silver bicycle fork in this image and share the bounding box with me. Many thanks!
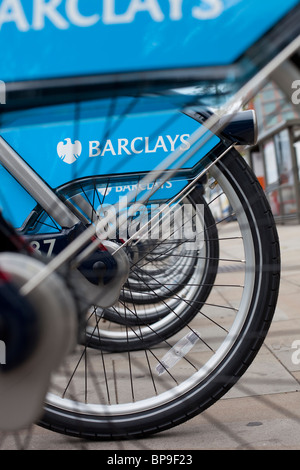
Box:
[0,136,80,229]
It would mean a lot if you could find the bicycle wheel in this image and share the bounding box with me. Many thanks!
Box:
[100,192,218,327]
[86,188,220,350]
[39,148,280,439]
[23,175,219,351]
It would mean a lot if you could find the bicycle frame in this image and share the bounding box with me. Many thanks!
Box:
[0,136,79,229]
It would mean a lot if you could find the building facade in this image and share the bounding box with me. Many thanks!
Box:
[248,81,300,223]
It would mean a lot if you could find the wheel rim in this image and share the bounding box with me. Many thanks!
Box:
[44,161,259,417]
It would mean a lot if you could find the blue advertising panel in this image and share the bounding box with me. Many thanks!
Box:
[0,97,220,227]
[0,1,298,229]
[0,0,298,82]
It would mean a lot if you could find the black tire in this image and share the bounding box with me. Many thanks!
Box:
[39,148,280,440]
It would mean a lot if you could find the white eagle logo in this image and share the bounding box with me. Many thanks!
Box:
[98,187,112,196]
[57,138,82,164]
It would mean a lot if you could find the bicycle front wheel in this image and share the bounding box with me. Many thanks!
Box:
[40,148,280,439]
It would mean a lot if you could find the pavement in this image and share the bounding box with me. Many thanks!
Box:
[1,223,300,451]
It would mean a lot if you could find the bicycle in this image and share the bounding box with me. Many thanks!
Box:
[0,0,299,441]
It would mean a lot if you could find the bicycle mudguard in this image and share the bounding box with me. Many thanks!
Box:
[0,98,221,228]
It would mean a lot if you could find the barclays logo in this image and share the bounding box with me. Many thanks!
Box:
[57,138,82,164]
[98,187,113,196]
[57,133,191,164]
[0,0,225,32]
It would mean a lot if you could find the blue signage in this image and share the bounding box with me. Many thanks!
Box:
[0,97,220,227]
[0,0,298,82]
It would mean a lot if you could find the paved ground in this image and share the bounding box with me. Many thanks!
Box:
[1,223,300,451]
